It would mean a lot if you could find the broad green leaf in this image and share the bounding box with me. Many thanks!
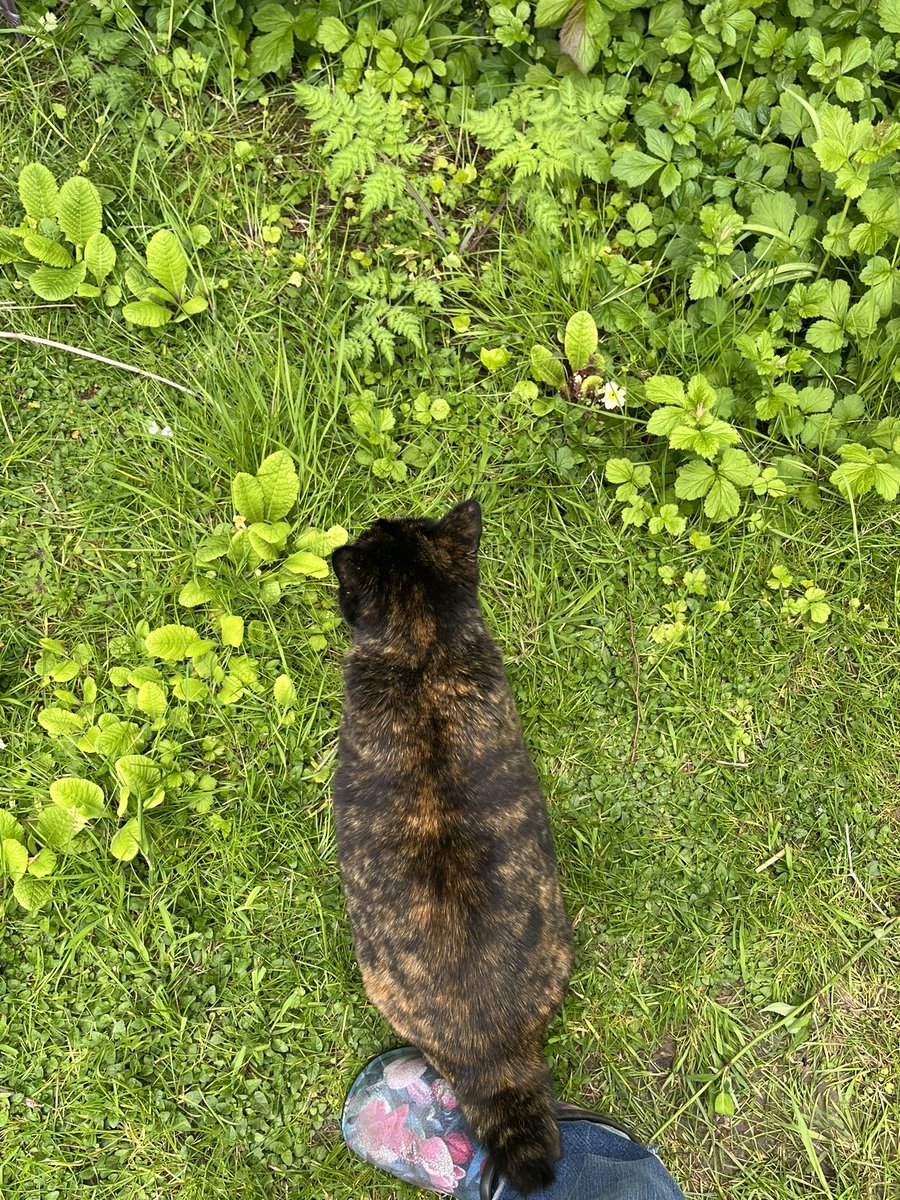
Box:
[18,163,58,220]
[228,656,259,688]
[122,300,173,327]
[49,659,80,683]
[136,681,168,720]
[49,777,105,818]
[23,234,72,267]
[317,14,350,50]
[257,451,299,520]
[281,551,329,578]
[94,717,142,759]
[232,472,267,524]
[480,346,510,371]
[13,875,52,911]
[274,673,296,706]
[178,580,216,607]
[217,675,244,705]
[28,261,87,301]
[250,27,295,74]
[146,229,188,299]
[127,666,163,686]
[177,295,207,317]
[674,459,716,500]
[534,0,572,25]
[717,448,760,487]
[252,0,295,30]
[144,624,204,661]
[530,344,566,387]
[648,504,687,536]
[605,458,637,484]
[564,310,598,371]
[1,838,28,879]
[0,812,24,843]
[196,529,232,563]
[806,319,845,353]
[879,0,900,33]
[108,666,131,687]
[714,1092,736,1117]
[248,520,291,561]
[646,406,687,437]
[38,707,84,737]
[84,232,116,281]
[645,376,686,407]
[704,475,741,521]
[172,676,209,702]
[659,162,682,196]
[36,805,85,849]
[27,847,57,878]
[294,525,349,556]
[613,147,662,186]
[115,755,161,796]
[560,0,609,73]
[220,615,244,647]
[259,578,282,606]
[110,818,142,862]
[56,176,103,246]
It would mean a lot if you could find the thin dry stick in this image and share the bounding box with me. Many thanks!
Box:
[844,822,889,918]
[626,609,641,763]
[0,331,198,396]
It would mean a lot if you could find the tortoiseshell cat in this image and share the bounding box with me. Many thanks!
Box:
[332,499,573,1193]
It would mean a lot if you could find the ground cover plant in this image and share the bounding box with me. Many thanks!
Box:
[1,1,899,1197]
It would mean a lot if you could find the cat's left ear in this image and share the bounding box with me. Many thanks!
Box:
[438,499,482,551]
[331,545,359,590]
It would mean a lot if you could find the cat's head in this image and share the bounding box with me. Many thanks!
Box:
[331,499,482,633]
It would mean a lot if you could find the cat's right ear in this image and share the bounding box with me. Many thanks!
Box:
[438,499,482,552]
[331,546,358,590]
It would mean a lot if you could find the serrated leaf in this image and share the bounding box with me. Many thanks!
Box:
[704,475,741,521]
[49,777,105,818]
[530,344,566,387]
[718,448,760,487]
[220,615,244,647]
[56,176,103,246]
[559,0,609,73]
[534,0,574,26]
[122,300,173,327]
[144,624,204,661]
[232,473,267,524]
[1,838,28,880]
[248,520,291,561]
[108,666,131,687]
[28,261,87,301]
[274,673,296,706]
[647,406,687,437]
[645,376,686,406]
[178,580,216,608]
[564,310,599,372]
[674,459,716,500]
[605,457,636,484]
[146,229,188,299]
[250,27,295,75]
[136,681,168,720]
[36,805,85,849]
[13,875,52,910]
[84,232,116,281]
[257,451,299,521]
[281,551,329,578]
[19,163,58,220]
[27,847,57,879]
[38,707,84,737]
[110,818,142,862]
[317,14,350,50]
[23,234,72,268]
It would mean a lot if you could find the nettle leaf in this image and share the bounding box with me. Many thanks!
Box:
[530,344,566,387]
[1,838,28,879]
[146,229,188,300]
[84,232,116,281]
[14,875,53,911]
[559,0,610,73]
[49,777,105,818]
[36,805,85,849]
[257,451,299,520]
[144,624,205,661]
[564,310,599,371]
[110,818,142,862]
[220,615,244,647]
[136,681,168,720]
[56,176,103,246]
[281,551,330,578]
[38,707,84,737]
[831,444,900,501]
[122,300,173,327]
[613,147,663,187]
[28,261,88,301]
[645,375,686,407]
[178,580,216,607]
[232,473,267,524]
[880,0,900,34]
[248,520,291,561]
[18,163,59,220]
[23,234,72,268]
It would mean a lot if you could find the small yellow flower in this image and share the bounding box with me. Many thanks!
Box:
[234,514,248,530]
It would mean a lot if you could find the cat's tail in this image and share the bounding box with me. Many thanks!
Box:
[453,1055,560,1194]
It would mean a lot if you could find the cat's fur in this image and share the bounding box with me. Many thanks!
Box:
[332,499,573,1193]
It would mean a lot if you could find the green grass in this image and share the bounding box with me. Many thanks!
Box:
[2,34,899,1200]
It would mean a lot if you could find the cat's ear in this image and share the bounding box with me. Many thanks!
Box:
[331,546,359,591]
[438,499,482,551]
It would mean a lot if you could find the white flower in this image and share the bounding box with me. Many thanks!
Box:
[148,421,160,435]
[161,426,173,438]
[0,737,6,750]
[600,380,626,410]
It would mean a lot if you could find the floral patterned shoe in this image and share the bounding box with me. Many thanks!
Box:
[342,1047,488,1197]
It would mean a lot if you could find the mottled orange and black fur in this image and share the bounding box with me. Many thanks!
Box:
[332,499,573,1193]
